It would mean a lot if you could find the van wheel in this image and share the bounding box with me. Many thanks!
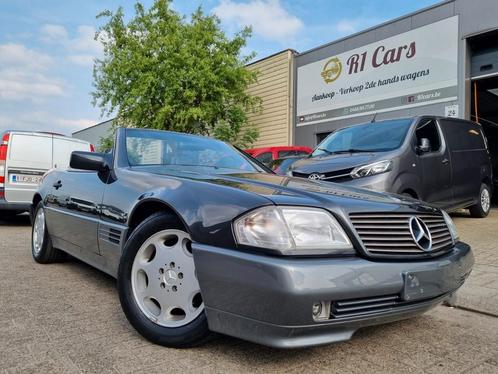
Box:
[31,202,65,263]
[118,212,211,348]
[469,184,491,218]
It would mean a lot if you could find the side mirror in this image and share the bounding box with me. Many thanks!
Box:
[418,138,431,153]
[70,151,110,172]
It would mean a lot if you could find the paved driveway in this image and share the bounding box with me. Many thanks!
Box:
[452,210,498,316]
[1,213,498,373]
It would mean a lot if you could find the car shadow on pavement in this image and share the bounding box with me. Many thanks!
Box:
[450,203,498,218]
[56,253,326,360]
[0,213,31,226]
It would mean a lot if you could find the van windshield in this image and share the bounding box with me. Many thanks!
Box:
[312,118,413,157]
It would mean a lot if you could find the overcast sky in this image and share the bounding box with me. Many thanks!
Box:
[0,0,439,135]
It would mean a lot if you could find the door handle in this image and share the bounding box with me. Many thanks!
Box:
[53,180,62,190]
[442,158,449,165]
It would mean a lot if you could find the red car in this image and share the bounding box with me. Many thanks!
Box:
[245,146,312,166]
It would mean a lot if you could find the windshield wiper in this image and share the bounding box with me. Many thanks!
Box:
[317,148,333,154]
[330,148,377,154]
[317,148,376,154]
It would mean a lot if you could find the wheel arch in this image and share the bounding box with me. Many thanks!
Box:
[400,188,419,199]
[392,171,422,200]
[31,193,43,220]
[482,176,492,190]
[126,198,189,240]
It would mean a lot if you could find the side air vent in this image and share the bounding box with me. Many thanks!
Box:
[99,226,123,245]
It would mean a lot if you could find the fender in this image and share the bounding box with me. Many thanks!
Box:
[391,170,422,199]
[107,168,274,250]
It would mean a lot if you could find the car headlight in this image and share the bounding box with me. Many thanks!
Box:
[350,160,392,179]
[233,206,353,255]
[442,210,459,242]
[286,170,293,176]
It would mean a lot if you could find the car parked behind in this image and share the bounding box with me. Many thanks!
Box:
[245,145,312,166]
[0,130,93,217]
[289,116,492,217]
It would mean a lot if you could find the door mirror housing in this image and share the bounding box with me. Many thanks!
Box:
[417,138,431,153]
[70,151,110,172]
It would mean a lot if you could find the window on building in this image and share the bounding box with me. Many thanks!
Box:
[316,132,331,144]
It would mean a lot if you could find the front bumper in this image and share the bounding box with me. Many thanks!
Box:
[193,242,473,348]
[341,172,394,192]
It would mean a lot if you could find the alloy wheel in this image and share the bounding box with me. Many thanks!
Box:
[131,229,204,327]
[33,208,45,255]
[481,187,491,213]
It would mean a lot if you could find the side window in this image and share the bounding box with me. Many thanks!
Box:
[279,150,294,158]
[415,120,441,153]
[255,152,273,165]
[278,150,306,158]
[440,120,485,151]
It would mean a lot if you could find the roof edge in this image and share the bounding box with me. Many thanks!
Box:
[297,0,454,57]
[246,48,298,67]
[72,118,115,135]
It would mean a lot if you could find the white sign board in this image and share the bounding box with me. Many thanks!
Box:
[296,16,459,126]
[444,104,459,118]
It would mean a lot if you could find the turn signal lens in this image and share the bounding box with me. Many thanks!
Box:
[442,210,459,242]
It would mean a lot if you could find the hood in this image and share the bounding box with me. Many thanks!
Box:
[290,152,388,174]
[132,166,425,210]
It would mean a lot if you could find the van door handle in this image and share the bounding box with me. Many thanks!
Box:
[53,180,62,190]
[442,158,449,165]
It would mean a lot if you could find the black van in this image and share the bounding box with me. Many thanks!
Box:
[289,116,493,217]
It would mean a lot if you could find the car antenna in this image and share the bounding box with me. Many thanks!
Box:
[371,112,378,123]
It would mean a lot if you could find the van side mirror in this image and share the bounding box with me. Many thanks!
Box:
[417,138,431,153]
[70,151,110,172]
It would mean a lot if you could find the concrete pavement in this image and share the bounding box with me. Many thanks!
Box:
[0,212,497,373]
[452,209,498,316]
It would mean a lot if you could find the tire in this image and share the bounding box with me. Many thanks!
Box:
[31,202,65,263]
[469,183,491,218]
[118,212,210,348]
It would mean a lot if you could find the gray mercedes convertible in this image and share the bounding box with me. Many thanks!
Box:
[31,128,473,348]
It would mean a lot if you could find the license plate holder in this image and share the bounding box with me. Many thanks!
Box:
[10,174,43,185]
[402,268,458,302]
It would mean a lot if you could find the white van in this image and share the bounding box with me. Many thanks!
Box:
[0,131,93,216]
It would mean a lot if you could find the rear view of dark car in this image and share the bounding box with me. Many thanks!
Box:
[289,116,492,217]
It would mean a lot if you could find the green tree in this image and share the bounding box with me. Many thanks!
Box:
[93,0,261,148]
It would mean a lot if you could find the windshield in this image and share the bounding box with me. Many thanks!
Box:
[312,118,413,157]
[125,129,263,173]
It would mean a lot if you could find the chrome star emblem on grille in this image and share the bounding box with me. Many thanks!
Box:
[409,216,432,251]
[308,173,324,181]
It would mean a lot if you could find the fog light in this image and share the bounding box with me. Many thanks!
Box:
[312,302,322,317]
[312,301,331,322]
